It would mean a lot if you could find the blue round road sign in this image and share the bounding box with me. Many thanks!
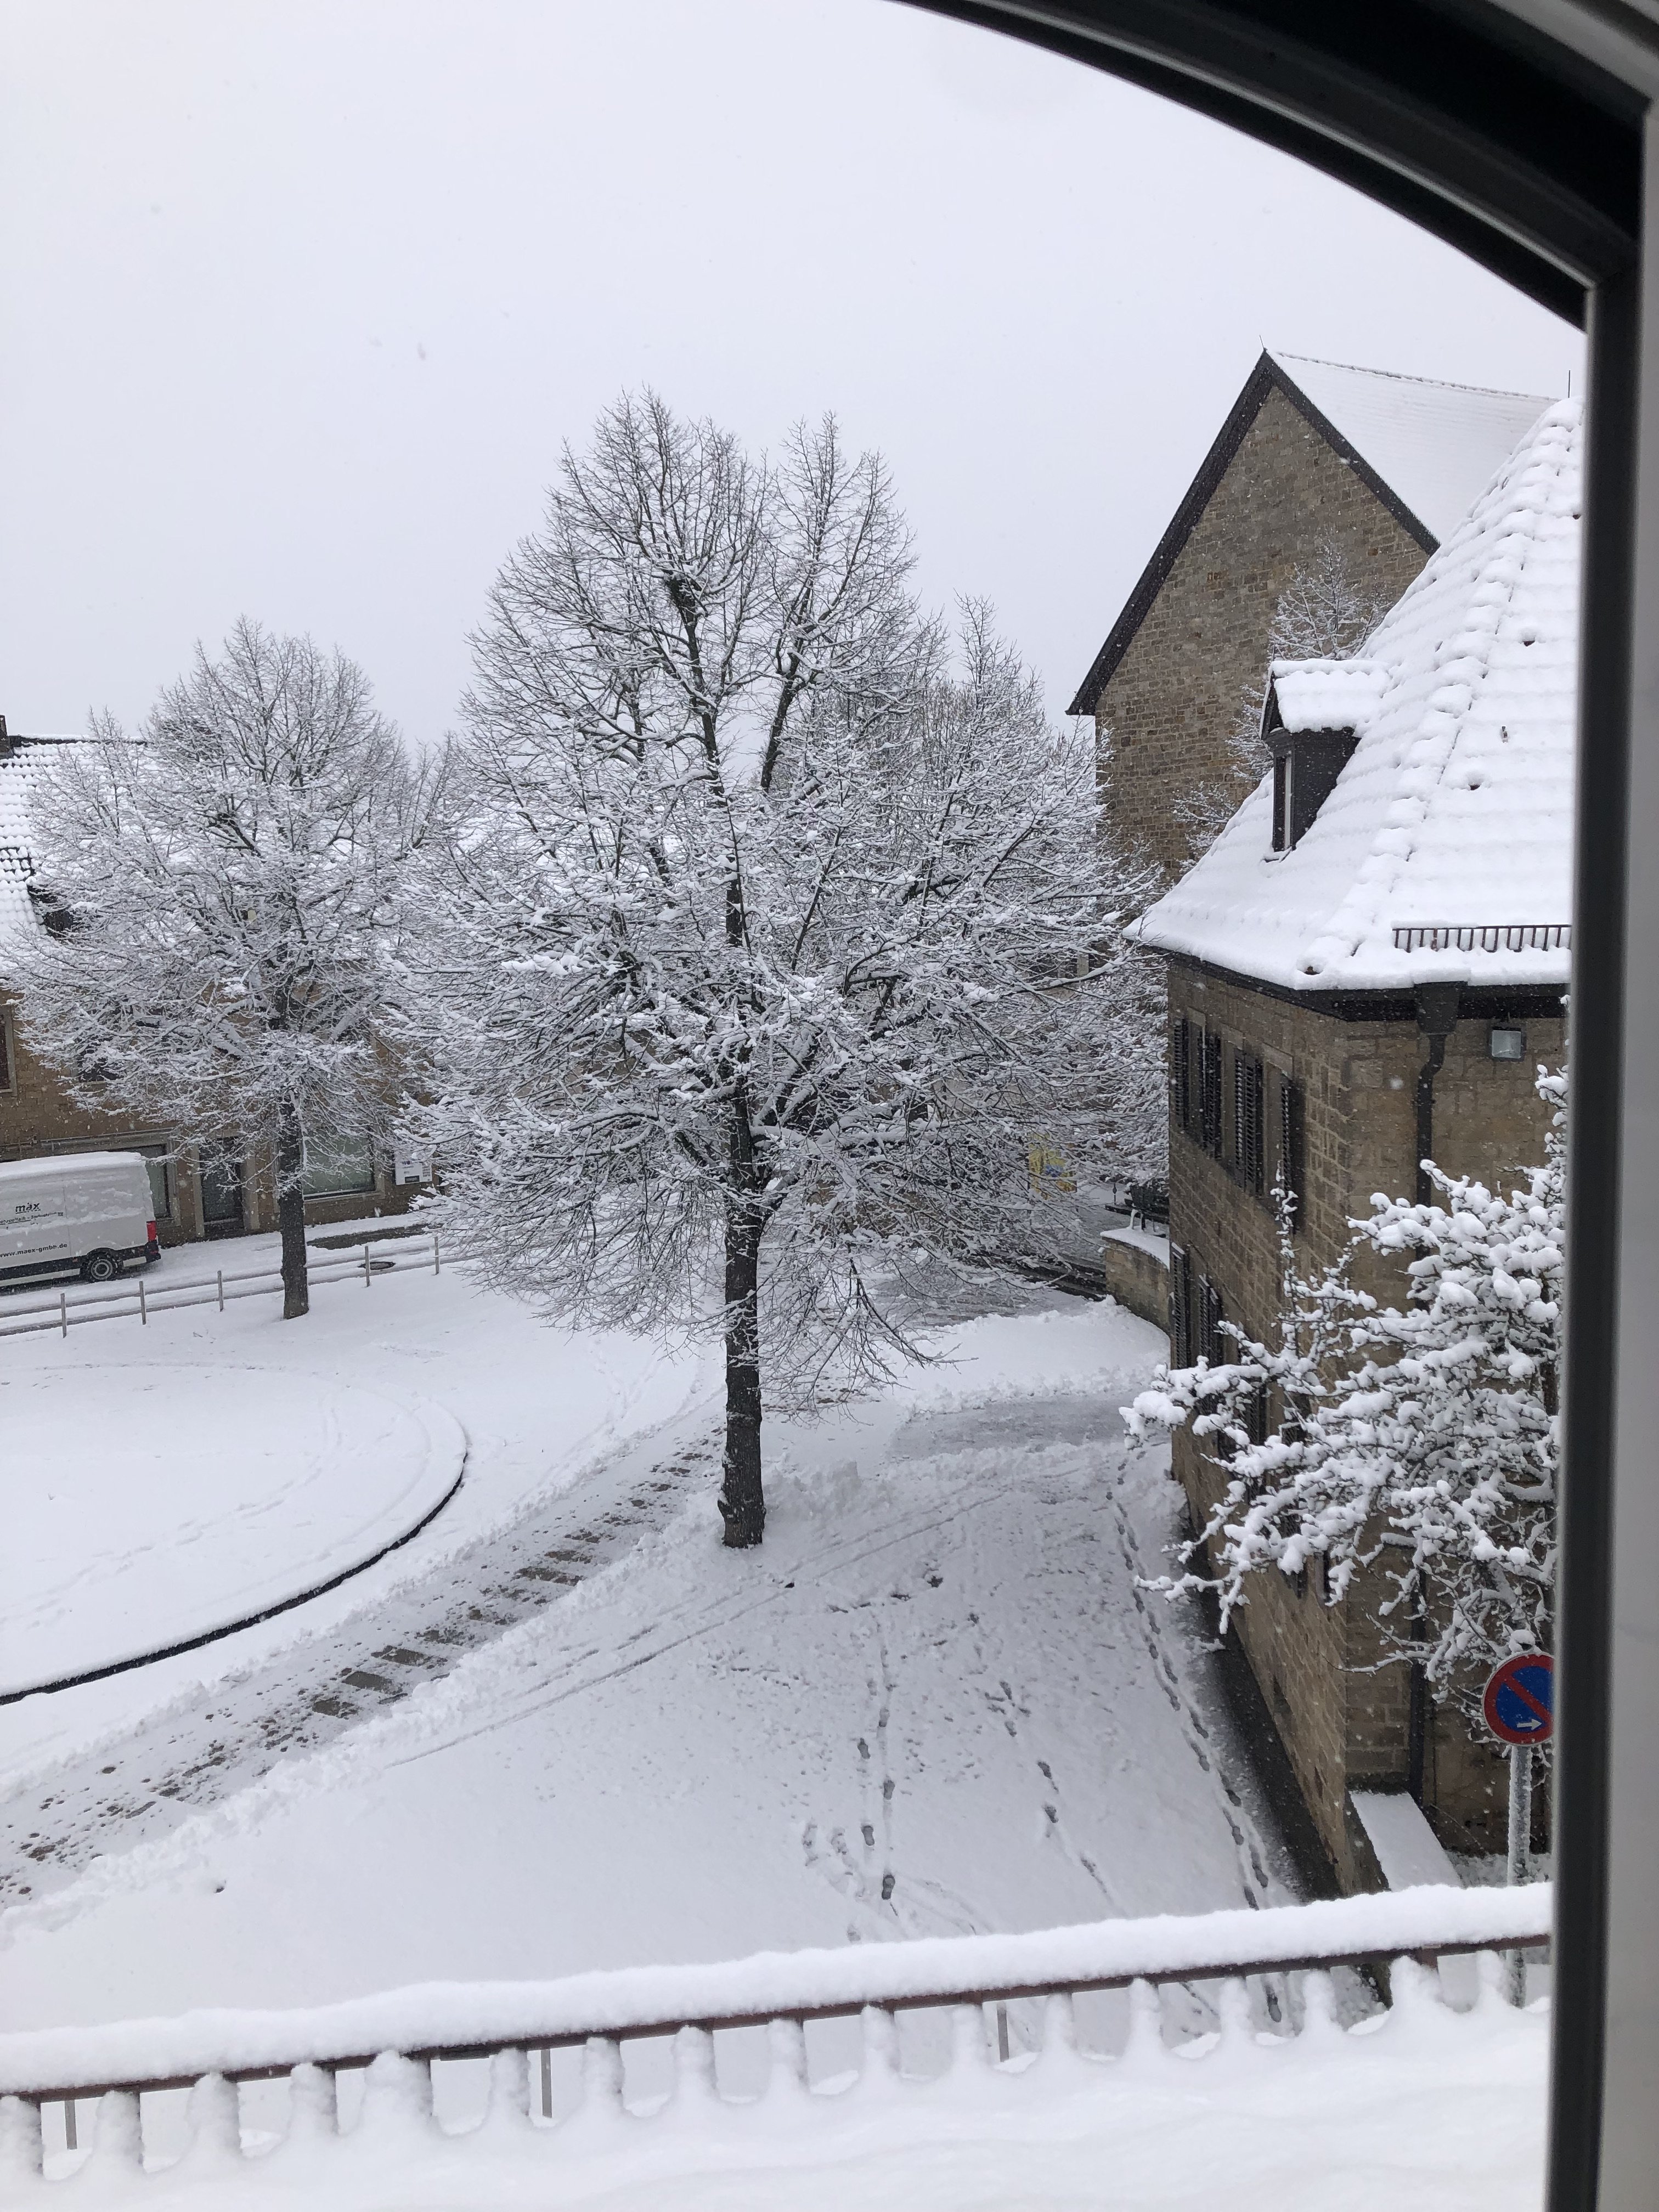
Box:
[1483,1653,1554,1745]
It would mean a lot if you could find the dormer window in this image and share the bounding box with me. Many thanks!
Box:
[1261,666,1376,851]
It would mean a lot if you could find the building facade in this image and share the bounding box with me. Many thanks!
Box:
[1137,398,1576,1889]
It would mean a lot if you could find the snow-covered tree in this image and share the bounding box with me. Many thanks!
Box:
[1125,1068,1564,1716]
[410,392,1153,1547]
[12,620,438,1318]
[1176,538,1398,866]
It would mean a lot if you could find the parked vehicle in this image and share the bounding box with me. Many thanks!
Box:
[0,1152,160,1284]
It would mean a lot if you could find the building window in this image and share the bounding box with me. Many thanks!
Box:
[1200,1031,1223,1158]
[1245,1381,1270,1446]
[1171,1016,1191,1134]
[1170,1244,1192,1367]
[0,1006,11,1094]
[301,1133,377,1198]
[1278,1073,1305,1228]
[1233,1051,1264,1195]
[1271,753,1290,853]
[1199,1273,1226,1366]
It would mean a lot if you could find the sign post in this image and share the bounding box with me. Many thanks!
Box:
[1482,1653,1554,2004]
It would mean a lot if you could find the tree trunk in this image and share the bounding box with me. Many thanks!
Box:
[275,1103,310,1321]
[718,1200,765,1547]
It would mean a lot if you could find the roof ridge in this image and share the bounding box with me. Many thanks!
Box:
[1269,348,1553,405]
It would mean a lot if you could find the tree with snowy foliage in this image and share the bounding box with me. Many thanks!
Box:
[12,620,439,1319]
[410,392,1155,1547]
[1175,537,1398,866]
[1125,1066,1564,1716]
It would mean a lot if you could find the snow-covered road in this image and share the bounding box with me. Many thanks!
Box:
[1,1296,1299,2086]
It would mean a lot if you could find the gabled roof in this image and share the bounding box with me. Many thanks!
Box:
[1068,351,1551,717]
[1132,400,1580,995]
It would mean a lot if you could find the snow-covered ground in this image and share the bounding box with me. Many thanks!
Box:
[2,1292,1299,2055]
[1,1274,1554,2207]
[0,1257,715,1797]
[4,1365,465,1697]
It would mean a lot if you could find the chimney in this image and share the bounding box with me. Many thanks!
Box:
[0,715,9,757]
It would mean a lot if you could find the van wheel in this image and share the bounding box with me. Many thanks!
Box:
[81,1250,122,1284]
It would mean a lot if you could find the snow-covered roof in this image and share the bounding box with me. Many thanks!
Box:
[1270,352,1552,546]
[1135,399,1580,995]
[1269,658,1390,736]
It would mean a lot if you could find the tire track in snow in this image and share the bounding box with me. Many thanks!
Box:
[0,1414,725,1907]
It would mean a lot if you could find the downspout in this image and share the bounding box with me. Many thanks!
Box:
[1413,983,1462,1205]
[1408,981,1460,1803]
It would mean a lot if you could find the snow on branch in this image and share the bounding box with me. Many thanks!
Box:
[1126,1068,1564,1707]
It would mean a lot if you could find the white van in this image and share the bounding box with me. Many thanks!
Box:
[0,1153,161,1285]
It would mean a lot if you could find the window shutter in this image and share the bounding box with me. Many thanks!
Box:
[1246,1382,1269,1446]
[1169,1244,1191,1367]
[1278,1073,1305,1228]
[1234,1053,1264,1195]
[1199,1273,1224,1365]
[1171,1017,1190,1134]
[0,1008,9,1093]
[1200,1032,1223,1158]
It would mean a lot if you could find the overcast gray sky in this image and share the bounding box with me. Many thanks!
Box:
[0,0,1581,745]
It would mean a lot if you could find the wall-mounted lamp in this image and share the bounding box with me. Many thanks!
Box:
[1489,1025,1526,1062]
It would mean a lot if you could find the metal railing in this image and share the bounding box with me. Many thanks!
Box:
[1391,921,1572,953]
[0,1232,464,1341]
[0,1886,1552,2170]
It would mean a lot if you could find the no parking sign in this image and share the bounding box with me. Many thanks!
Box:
[1483,1652,1555,1745]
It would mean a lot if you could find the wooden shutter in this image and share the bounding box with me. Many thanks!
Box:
[1171,1017,1190,1135]
[1234,1053,1264,1195]
[1169,1244,1191,1367]
[1278,1073,1305,1228]
[0,1008,9,1093]
[1200,1032,1223,1158]
[1246,1383,1269,1446]
[1199,1273,1224,1365]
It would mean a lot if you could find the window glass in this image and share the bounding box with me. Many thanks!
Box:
[301,1134,376,1198]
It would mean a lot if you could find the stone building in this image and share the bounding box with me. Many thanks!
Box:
[1069,351,1550,883]
[0,725,416,1248]
[1133,397,1576,1890]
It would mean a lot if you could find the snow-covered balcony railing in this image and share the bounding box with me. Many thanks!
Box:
[1391,922,1571,953]
[0,1886,1552,2188]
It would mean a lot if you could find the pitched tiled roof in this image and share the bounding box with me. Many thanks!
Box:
[1133,400,1579,994]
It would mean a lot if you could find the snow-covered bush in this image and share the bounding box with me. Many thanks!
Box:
[1125,1069,1564,1713]
[12,621,439,1317]
[408,393,1158,1546]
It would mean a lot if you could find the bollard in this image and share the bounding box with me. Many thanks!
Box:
[59,1291,66,1340]
[217,1269,224,1313]
[139,1276,146,1327]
